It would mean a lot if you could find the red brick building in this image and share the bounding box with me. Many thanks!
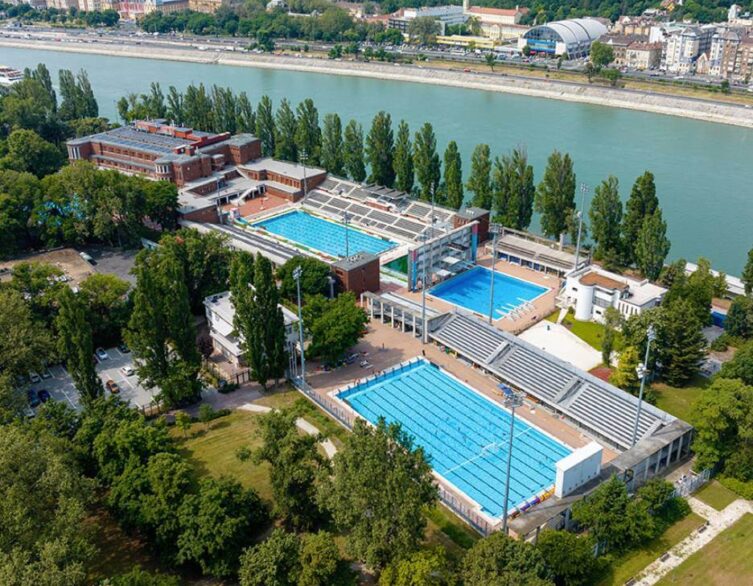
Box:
[66,120,261,187]
[332,253,381,296]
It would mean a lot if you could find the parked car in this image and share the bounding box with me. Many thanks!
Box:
[37,389,51,403]
[29,371,41,384]
[95,347,109,361]
[106,380,120,394]
[120,366,134,376]
[27,389,40,408]
[79,251,94,263]
[118,343,130,354]
[41,368,52,379]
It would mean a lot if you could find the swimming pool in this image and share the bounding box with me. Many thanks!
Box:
[338,359,571,519]
[430,266,548,318]
[252,210,396,258]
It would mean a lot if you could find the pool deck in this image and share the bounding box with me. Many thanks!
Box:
[304,318,616,466]
[392,254,560,334]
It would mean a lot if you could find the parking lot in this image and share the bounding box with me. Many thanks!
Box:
[28,346,157,413]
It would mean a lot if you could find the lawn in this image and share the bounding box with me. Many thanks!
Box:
[171,410,274,502]
[693,480,740,511]
[658,513,753,585]
[653,377,709,423]
[547,310,620,352]
[597,512,704,586]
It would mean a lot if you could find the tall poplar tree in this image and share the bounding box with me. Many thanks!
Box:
[344,120,366,182]
[413,122,440,203]
[366,111,395,186]
[166,86,184,125]
[255,95,276,157]
[742,246,753,295]
[535,150,576,241]
[443,140,463,210]
[236,92,255,134]
[623,171,659,265]
[320,113,344,176]
[275,99,298,162]
[393,120,414,194]
[56,288,102,405]
[466,143,492,210]
[492,148,534,229]
[589,176,623,266]
[295,98,321,165]
[635,209,670,281]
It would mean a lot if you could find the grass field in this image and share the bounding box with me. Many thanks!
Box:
[597,512,704,586]
[547,310,621,352]
[693,480,740,511]
[658,513,753,585]
[653,377,709,423]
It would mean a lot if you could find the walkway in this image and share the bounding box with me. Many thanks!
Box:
[634,497,753,585]
[238,403,338,459]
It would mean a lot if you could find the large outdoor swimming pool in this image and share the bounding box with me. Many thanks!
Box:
[337,359,571,519]
[430,266,548,318]
[252,210,396,258]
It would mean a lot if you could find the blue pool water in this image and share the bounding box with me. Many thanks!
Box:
[430,266,548,318]
[252,210,396,257]
[338,359,571,518]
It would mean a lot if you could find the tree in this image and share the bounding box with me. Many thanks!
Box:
[295,98,322,165]
[175,411,192,437]
[467,144,493,210]
[277,256,332,301]
[635,209,670,281]
[602,307,622,366]
[485,52,497,71]
[407,16,440,45]
[320,113,344,176]
[379,548,452,586]
[719,340,753,386]
[622,171,659,265]
[303,293,368,365]
[742,246,753,295]
[726,295,753,339]
[366,111,395,186]
[691,377,753,472]
[609,345,641,395]
[106,567,181,586]
[79,273,131,347]
[413,122,441,203]
[238,528,300,586]
[589,176,623,266]
[492,147,535,230]
[535,150,576,241]
[663,257,724,326]
[460,531,552,586]
[255,410,328,529]
[177,476,267,578]
[275,99,298,162]
[256,95,276,157]
[1,129,63,178]
[393,120,414,194]
[536,530,597,586]
[0,425,94,585]
[56,288,103,405]
[344,119,366,183]
[236,91,256,134]
[590,41,614,69]
[0,288,54,378]
[443,140,463,210]
[318,418,437,570]
[298,531,341,586]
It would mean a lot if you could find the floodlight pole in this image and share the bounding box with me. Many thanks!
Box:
[293,266,306,383]
[419,232,431,344]
[300,149,308,197]
[342,211,351,258]
[574,183,588,270]
[488,224,502,324]
[501,385,524,535]
[631,325,656,447]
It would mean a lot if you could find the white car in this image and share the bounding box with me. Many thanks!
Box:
[28,371,41,384]
[120,366,135,376]
[95,347,109,361]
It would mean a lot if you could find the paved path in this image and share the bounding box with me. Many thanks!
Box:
[238,403,338,459]
[634,497,753,585]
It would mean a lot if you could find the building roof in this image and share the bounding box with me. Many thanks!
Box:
[67,125,196,156]
[570,265,667,307]
[332,252,379,271]
[456,206,489,220]
[241,157,326,181]
[204,290,298,328]
[524,18,608,46]
[579,271,629,290]
[467,6,528,16]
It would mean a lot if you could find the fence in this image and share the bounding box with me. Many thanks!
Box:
[673,468,711,498]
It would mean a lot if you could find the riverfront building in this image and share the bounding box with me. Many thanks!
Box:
[66,120,261,187]
[387,6,467,36]
[518,18,609,58]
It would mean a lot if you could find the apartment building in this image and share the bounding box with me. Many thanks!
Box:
[662,25,716,73]
[625,41,663,70]
[463,0,529,41]
[388,6,466,36]
[600,33,647,66]
[705,28,753,80]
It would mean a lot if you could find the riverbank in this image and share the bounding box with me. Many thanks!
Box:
[4,36,753,129]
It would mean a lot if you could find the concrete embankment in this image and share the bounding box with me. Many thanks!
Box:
[4,37,753,129]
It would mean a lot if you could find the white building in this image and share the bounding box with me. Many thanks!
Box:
[462,0,530,41]
[204,291,299,367]
[388,6,467,36]
[518,18,609,58]
[661,25,716,73]
[563,266,667,322]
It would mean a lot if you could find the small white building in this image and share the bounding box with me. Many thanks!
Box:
[563,266,667,322]
[204,291,299,367]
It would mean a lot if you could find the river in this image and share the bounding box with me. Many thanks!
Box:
[3,46,751,274]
